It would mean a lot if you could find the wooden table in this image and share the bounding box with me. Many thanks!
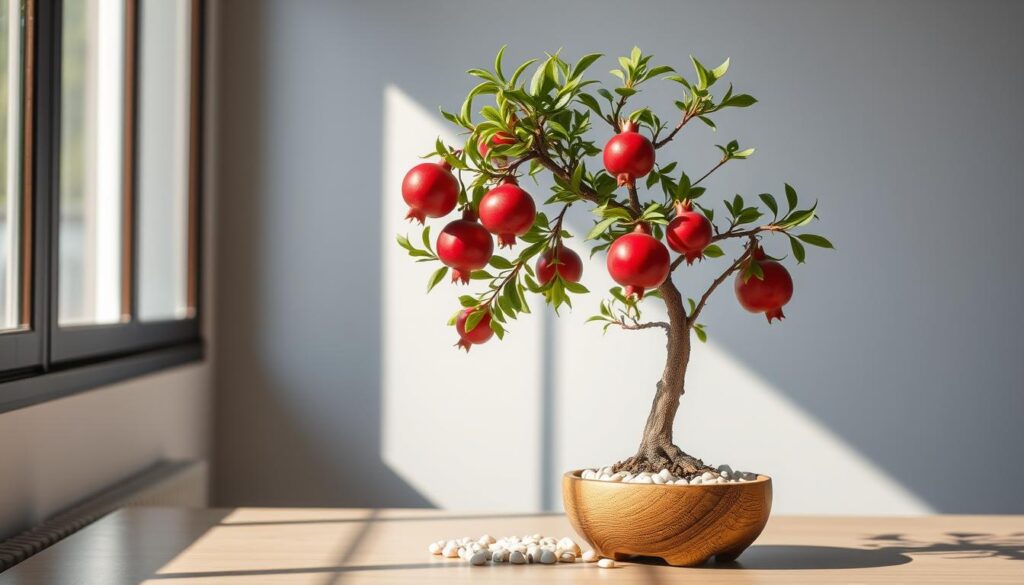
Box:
[1,508,1022,584]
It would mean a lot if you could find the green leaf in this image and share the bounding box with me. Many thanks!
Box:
[488,255,514,270]
[576,93,603,115]
[459,295,478,307]
[732,147,755,159]
[711,57,730,80]
[530,59,548,95]
[421,226,432,251]
[784,183,798,211]
[693,323,708,343]
[489,319,505,340]
[563,280,590,294]
[614,87,637,98]
[573,53,603,78]
[702,244,724,258]
[426,266,448,292]
[789,235,806,263]
[465,309,486,332]
[723,94,757,108]
[797,234,835,249]
[759,193,778,217]
[743,260,764,282]
[697,116,716,130]
[494,45,507,81]
[644,64,674,79]
[586,217,619,240]
[509,58,538,86]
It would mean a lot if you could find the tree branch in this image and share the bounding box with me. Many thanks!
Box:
[692,157,727,186]
[615,319,670,331]
[689,237,757,323]
[710,224,783,243]
[626,183,642,215]
[653,111,693,149]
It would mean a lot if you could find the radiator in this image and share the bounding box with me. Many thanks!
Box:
[0,459,207,572]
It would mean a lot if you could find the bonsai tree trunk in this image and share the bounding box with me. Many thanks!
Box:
[613,278,716,477]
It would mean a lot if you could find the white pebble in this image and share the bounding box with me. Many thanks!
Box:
[631,474,653,484]
[491,550,505,563]
[690,476,703,484]
[559,551,576,563]
[581,469,597,480]
[558,537,581,556]
[428,542,443,555]
[443,544,460,558]
[510,544,527,553]
[597,558,617,568]
[651,474,666,484]
[658,469,674,482]
[509,550,527,564]
[701,471,715,481]
[582,550,599,563]
[470,551,489,566]
[674,478,689,485]
[478,534,496,545]
[539,549,557,564]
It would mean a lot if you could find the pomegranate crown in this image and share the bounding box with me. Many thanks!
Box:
[395,46,832,351]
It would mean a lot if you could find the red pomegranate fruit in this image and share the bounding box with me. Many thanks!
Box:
[455,308,493,351]
[666,201,714,264]
[603,120,656,187]
[606,225,671,299]
[734,248,794,322]
[535,245,583,285]
[478,177,536,248]
[477,131,516,158]
[436,210,494,284]
[401,161,459,224]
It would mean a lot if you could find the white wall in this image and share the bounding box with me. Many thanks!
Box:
[0,0,219,541]
[213,0,1024,514]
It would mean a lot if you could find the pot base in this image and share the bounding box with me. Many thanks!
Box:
[562,470,772,567]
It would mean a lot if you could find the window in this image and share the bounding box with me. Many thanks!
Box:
[0,0,203,411]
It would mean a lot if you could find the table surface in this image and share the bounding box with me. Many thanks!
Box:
[1,508,1022,584]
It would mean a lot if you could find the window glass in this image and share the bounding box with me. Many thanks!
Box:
[137,0,192,321]
[58,0,125,325]
[0,0,25,331]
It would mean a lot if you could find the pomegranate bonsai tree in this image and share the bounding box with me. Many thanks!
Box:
[397,47,833,478]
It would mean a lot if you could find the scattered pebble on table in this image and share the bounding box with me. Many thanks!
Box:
[429,534,617,567]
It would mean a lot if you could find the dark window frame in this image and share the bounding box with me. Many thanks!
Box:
[0,0,205,413]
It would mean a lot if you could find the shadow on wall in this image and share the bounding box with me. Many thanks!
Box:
[213,0,1024,512]
[212,0,429,507]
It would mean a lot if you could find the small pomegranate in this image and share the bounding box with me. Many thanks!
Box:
[478,177,536,248]
[734,247,794,323]
[401,161,459,224]
[666,201,713,264]
[535,245,583,285]
[477,131,516,158]
[603,120,656,187]
[606,225,671,299]
[455,307,493,351]
[436,210,494,284]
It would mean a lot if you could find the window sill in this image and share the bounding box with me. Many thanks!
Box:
[0,341,204,415]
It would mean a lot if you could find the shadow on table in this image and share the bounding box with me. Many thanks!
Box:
[625,532,1024,571]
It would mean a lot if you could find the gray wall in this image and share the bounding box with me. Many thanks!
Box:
[212,0,1024,512]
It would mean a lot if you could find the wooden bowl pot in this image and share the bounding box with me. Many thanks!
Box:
[562,470,772,567]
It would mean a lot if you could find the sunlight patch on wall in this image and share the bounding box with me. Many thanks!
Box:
[381,85,544,510]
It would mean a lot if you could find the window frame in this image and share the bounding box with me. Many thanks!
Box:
[0,0,205,411]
